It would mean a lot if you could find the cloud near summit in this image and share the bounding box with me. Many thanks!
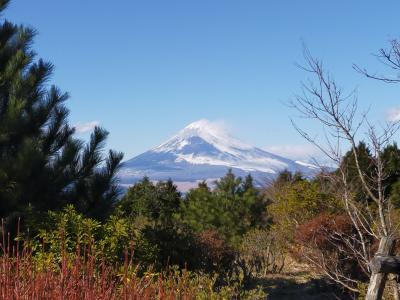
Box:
[264,144,323,161]
[74,121,100,134]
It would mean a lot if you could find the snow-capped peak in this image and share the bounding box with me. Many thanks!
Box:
[119,119,321,191]
[153,119,252,154]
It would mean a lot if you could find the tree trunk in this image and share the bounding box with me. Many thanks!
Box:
[365,236,394,300]
[370,256,400,274]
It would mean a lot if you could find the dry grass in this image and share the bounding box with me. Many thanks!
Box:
[253,256,346,300]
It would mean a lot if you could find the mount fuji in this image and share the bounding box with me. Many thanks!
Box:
[118,120,320,190]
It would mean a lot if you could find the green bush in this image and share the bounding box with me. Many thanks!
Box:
[34,205,159,268]
[180,171,270,247]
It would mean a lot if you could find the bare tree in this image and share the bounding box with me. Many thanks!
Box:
[354,39,400,83]
[291,46,400,299]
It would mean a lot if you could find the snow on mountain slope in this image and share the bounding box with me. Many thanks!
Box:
[119,119,319,189]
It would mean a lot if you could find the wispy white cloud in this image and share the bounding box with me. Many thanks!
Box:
[264,144,323,161]
[386,107,400,122]
[74,121,100,134]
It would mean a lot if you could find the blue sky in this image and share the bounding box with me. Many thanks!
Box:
[6,1,400,160]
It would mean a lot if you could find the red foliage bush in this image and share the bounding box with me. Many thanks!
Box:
[295,213,354,250]
[293,213,371,284]
[195,230,236,273]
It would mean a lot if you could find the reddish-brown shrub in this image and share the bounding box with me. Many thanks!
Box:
[295,213,354,250]
[195,230,236,273]
[293,213,371,287]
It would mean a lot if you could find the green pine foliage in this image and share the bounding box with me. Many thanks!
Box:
[181,170,270,247]
[339,142,400,207]
[0,0,123,226]
[117,177,181,228]
[116,171,270,269]
[117,178,197,269]
[339,142,373,202]
[382,143,400,207]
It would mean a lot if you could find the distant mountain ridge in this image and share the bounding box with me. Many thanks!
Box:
[118,120,319,190]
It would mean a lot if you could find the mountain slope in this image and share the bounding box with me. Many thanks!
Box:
[119,120,319,189]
